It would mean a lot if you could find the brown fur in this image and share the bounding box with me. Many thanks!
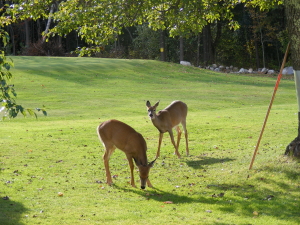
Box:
[97,119,155,189]
[146,100,189,158]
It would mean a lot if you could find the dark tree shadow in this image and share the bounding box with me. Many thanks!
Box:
[0,198,28,225]
[185,157,235,169]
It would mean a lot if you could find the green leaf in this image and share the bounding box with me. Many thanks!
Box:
[27,109,38,119]
[42,110,47,116]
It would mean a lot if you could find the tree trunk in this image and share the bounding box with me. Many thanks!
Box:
[285,0,300,157]
[43,3,55,43]
[25,19,30,47]
[8,25,15,55]
[255,39,260,69]
[202,21,222,65]
[196,33,200,67]
[211,20,222,64]
[260,28,266,68]
[179,36,184,62]
[202,24,211,66]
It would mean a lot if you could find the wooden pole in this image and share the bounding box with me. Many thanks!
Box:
[249,42,291,170]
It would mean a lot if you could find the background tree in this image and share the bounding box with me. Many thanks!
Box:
[247,6,283,69]
[0,0,287,68]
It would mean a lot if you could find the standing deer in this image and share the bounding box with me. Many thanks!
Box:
[146,100,189,158]
[97,119,155,189]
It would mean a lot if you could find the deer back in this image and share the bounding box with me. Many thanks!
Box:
[98,119,148,164]
[158,101,187,128]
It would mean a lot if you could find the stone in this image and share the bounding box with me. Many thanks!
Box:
[180,61,191,66]
[282,66,294,75]
[267,70,275,75]
[261,68,268,74]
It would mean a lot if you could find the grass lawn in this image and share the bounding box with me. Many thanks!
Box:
[0,56,299,225]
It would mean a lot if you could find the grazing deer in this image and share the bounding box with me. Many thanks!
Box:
[146,100,189,158]
[97,119,155,189]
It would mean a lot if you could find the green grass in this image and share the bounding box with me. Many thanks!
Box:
[0,56,299,225]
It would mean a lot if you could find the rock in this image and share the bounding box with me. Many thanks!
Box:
[261,68,268,74]
[180,61,191,66]
[267,70,275,75]
[239,68,248,73]
[219,65,225,72]
[233,67,239,72]
[248,68,253,73]
[282,66,294,75]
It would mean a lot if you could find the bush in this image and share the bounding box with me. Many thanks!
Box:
[22,39,65,56]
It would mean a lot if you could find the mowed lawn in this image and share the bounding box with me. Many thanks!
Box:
[0,56,299,225]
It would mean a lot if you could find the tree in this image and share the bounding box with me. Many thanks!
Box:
[131,24,160,60]
[247,6,283,69]
[2,0,244,56]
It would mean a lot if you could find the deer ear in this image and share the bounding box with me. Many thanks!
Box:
[148,159,156,167]
[154,101,160,107]
[146,100,151,107]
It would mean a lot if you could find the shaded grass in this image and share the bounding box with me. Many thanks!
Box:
[0,56,299,224]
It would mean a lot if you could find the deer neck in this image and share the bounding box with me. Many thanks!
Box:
[133,153,148,167]
[151,113,165,133]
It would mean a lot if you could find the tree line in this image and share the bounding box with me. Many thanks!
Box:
[0,1,286,70]
[5,0,300,122]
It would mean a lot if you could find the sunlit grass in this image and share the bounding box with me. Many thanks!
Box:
[0,56,299,224]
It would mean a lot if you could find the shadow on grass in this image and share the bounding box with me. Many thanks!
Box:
[0,198,28,225]
[114,178,300,224]
[113,183,198,204]
[186,157,235,169]
[204,180,300,224]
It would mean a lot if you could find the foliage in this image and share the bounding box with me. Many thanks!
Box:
[0,30,46,120]
[244,0,283,10]
[22,39,65,56]
[284,0,300,69]
[0,56,299,224]
[130,24,160,60]
[2,0,253,55]
[0,0,288,67]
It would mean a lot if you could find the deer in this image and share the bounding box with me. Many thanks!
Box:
[146,100,189,159]
[97,119,156,189]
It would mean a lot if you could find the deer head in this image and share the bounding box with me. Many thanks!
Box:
[135,159,156,189]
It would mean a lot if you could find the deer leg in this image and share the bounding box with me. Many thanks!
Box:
[157,132,164,158]
[127,156,136,188]
[169,130,181,158]
[146,178,153,188]
[175,126,182,150]
[181,120,189,156]
[103,146,115,185]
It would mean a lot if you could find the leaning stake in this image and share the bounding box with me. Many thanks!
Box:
[249,42,291,170]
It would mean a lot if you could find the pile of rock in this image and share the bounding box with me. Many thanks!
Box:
[180,61,294,75]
